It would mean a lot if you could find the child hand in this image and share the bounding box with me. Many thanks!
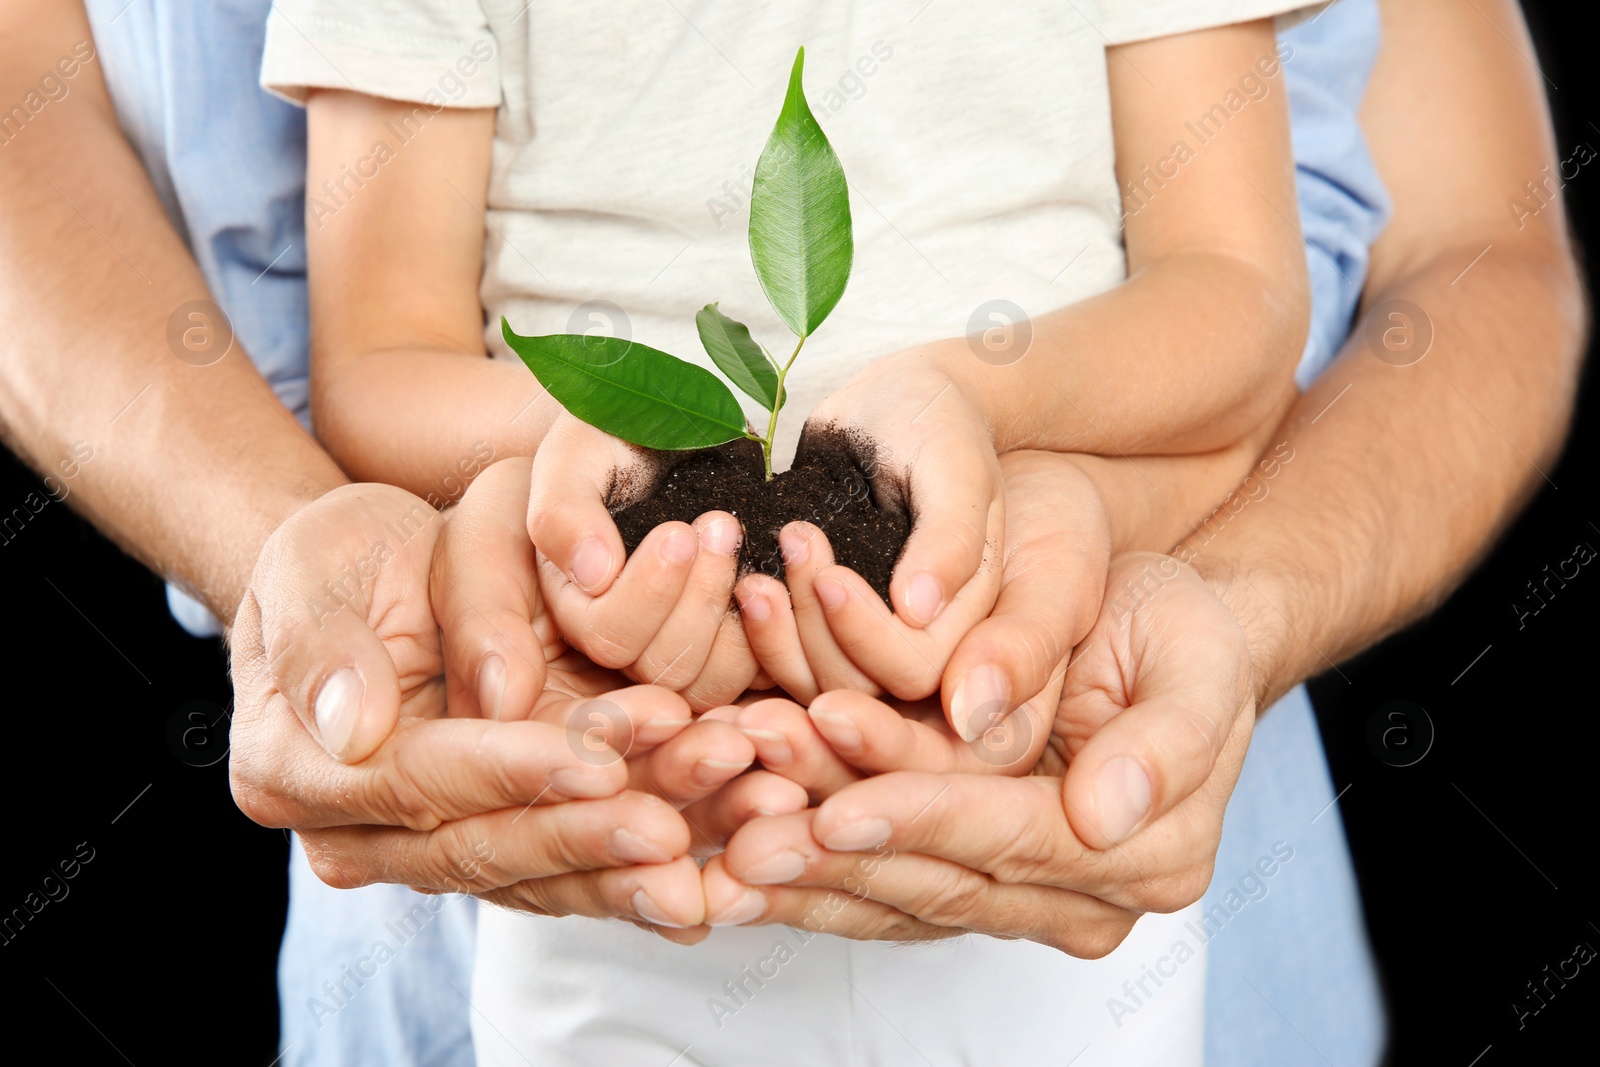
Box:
[737,450,1108,744]
[526,413,760,710]
[727,347,1006,700]
[801,348,1006,632]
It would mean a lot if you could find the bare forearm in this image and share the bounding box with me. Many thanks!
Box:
[1183,245,1582,707]
[932,250,1304,456]
[0,4,343,624]
[315,349,554,500]
[1177,0,1587,708]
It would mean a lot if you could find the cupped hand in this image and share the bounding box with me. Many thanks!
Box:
[739,449,1105,743]
[699,552,1257,954]
[229,474,711,930]
[778,349,1006,639]
[527,413,759,709]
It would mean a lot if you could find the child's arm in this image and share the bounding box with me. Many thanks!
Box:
[819,18,1309,463]
[743,17,1309,681]
[303,90,558,501]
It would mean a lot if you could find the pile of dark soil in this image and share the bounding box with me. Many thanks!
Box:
[612,430,909,601]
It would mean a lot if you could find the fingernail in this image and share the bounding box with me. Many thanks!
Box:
[904,572,945,625]
[631,888,688,928]
[477,654,506,721]
[700,516,740,556]
[819,817,892,852]
[639,714,691,743]
[737,726,792,765]
[814,576,847,611]
[807,707,862,752]
[570,537,612,591]
[710,888,767,926]
[740,590,772,621]
[1097,757,1152,846]
[314,667,363,760]
[742,849,808,885]
[693,758,748,787]
[949,664,1009,743]
[660,527,697,564]
[549,766,619,799]
[779,527,809,567]
[609,827,675,864]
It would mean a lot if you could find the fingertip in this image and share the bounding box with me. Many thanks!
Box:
[900,570,946,627]
[1066,754,1153,850]
[779,521,829,572]
[695,511,742,557]
[476,654,507,721]
[571,535,617,592]
[629,856,705,928]
[805,699,864,755]
[549,759,630,800]
[314,665,393,764]
[813,575,848,612]
[945,663,1010,744]
[702,856,769,926]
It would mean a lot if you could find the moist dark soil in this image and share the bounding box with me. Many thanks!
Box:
[611,429,909,601]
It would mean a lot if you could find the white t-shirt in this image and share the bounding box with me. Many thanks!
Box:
[263,2,1315,1063]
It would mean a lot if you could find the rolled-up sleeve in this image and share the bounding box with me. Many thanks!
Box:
[261,0,500,108]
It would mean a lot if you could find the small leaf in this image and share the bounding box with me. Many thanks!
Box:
[749,46,854,338]
[503,319,746,451]
[695,302,784,412]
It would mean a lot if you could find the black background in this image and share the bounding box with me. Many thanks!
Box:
[1,2,1595,1063]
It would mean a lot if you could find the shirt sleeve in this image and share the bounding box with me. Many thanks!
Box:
[260,0,501,108]
[1096,0,1328,47]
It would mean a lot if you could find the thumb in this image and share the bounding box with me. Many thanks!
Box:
[249,484,440,762]
[528,416,650,596]
[433,456,550,720]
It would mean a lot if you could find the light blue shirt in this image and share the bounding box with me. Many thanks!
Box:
[85,1,1390,1064]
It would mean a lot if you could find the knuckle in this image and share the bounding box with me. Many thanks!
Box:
[229,777,289,829]
[366,756,445,833]
[485,882,559,918]
[876,907,944,942]
[916,870,992,929]
[423,822,501,892]
[1166,705,1223,776]
[634,647,699,691]
[986,820,1061,885]
[1067,914,1137,959]
[302,839,366,891]
[580,621,640,670]
[880,657,941,701]
[1122,858,1212,914]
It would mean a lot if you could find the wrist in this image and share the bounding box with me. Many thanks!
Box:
[1181,550,1298,711]
[216,471,349,635]
[903,340,1014,449]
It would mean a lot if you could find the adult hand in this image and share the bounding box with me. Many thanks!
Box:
[700,553,1257,954]
[229,473,711,929]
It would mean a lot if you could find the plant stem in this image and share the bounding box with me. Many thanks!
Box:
[760,334,807,480]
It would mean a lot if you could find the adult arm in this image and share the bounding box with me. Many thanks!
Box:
[0,0,345,625]
[1184,0,1584,706]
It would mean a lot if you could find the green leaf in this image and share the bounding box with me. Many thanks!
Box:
[749,46,854,338]
[502,319,747,451]
[695,302,784,413]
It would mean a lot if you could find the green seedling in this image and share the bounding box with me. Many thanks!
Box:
[502,46,853,480]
